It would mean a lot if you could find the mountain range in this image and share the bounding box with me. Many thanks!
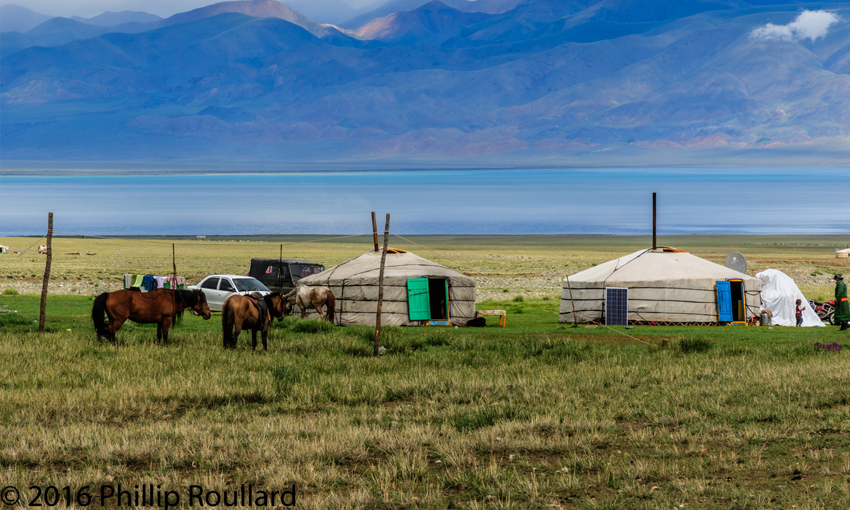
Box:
[1,0,849,167]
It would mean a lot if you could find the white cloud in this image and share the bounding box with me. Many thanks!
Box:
[751,10,840,42]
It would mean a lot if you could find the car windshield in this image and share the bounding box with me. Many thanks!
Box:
[234,278,270,292]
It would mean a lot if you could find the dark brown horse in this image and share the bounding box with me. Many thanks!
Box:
[222,292,291,351]
[92,289,212,343]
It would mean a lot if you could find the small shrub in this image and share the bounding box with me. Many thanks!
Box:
[2,288,19,295]
[503,289,509,293]
[678,337,712,354]
[513,295,524,302]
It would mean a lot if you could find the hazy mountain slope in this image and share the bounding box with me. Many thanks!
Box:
[341,0,524,29]
[355,1,494,43]
[0,14,323,100]
[70,11,162,26]
[0,31,32,58]
[0,4,52,33]
[156,0,337,38]
[23,17,113,46]
[1,0,848,164]
[283,0,360,25]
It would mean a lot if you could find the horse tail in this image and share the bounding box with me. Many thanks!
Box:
[91,292,110,340]
[222,298,234,348]
[326,291,335,324]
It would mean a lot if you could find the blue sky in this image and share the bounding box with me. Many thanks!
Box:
[4,0,376,18]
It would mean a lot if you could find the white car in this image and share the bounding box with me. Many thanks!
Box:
[188,275,271,312]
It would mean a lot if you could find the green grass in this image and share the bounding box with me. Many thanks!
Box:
[3,294,850,508]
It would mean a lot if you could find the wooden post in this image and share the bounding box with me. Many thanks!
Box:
[566,274,578,328]
[652,192,657,250]
[374,213,390,356]
[172,243,177,277]
[38,212,53,334]
[279,244,283,292]
[371,212,379,252]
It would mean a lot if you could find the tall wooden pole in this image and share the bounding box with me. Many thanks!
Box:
[374,213,390,356]
[38,212,53,334]
[172,243,177,277]
[279,244,283,292]
[372,211,379,252]
[652,192,657,250]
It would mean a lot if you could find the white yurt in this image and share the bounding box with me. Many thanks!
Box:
[560,247,762,325]
[837,248,850,259]
[297,249,476,326]
[756,269,823,327]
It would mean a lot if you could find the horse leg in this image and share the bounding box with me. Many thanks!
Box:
[251,328,258,351]
[161,317,172,344]
[104,308,124,343]
[108,317,126,344]
[232,319,243,349]
[156,322,163,343]
[314,298,325,320]
[299,296,308,319]
[261,327,268,351]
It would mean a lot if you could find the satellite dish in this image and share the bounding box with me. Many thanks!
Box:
[725,252,747,273]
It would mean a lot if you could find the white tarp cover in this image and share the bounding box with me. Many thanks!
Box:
[756,269,824,327]
[560,248,762,324]
[297,250,476,326]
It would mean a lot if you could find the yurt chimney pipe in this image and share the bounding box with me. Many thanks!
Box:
[372,212,379,252]
[652,192,657,250]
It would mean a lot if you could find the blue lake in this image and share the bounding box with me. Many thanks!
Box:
[1,168,847,236]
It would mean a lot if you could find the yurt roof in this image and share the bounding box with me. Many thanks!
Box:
[564,248,758,285]
[299,249,472,285]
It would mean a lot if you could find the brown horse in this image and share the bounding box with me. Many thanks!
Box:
[92,289,212,343]
[289,285,335,323]
[222,292,291,350]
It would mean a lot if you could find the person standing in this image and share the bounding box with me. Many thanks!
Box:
[834,274,850,331]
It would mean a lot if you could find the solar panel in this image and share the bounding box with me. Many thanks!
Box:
[605,287,629,326]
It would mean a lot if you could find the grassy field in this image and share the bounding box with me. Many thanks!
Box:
[1,236,850,509]
[1,234,847,301]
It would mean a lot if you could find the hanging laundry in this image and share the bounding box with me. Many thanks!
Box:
[154,276,166,289]
[132,274,144,287]
[142,275,156,291]
[124,274,133,289]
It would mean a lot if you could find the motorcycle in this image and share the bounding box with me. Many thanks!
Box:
[809,299,837,325]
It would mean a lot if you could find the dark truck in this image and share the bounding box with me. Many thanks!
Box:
[248,258,325,294]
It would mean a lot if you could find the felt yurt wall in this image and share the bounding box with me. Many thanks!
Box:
[560,248,762,324]
[297,250,476,326]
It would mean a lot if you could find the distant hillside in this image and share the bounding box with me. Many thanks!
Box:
[355,1,494,43]
[156,0,339,38]
[342,0,524,29]
[1,0,848,166]
[0,4,52,32]
[70,11,162,26]
[284,0,361,25]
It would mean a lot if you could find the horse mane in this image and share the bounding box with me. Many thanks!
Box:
[264,292,282,318]
[176,289,198,307]
[173,289,199,326]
